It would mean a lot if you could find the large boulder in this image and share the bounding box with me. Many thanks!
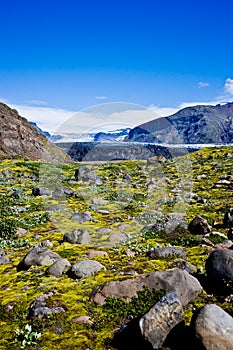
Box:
[188,215,211,235]
[90,268,202,306]
[139,291,184,349]
[70,260,106,279]
[18,246,61,270]
[205,248,233,283]
[192,304,233,350]
[63,229,91,244]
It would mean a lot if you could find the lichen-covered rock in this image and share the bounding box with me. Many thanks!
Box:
[205,248,233,283]
[192,304,233,350]
[63,229,91,244]
[70,260,106,279]
[147,246,186,259]
[90,268,202,306]
[29,291,65,319]
[188,215,211,235]
[46,258,71,277]
[70,211,94,224]
[139,291,184,349]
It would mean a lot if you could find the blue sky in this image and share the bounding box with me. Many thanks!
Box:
[1,0,233,131]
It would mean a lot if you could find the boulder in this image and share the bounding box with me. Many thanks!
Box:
[223,208,233,228]
[52,187,74,199]
[205,248,233,283]
[0,249,11,265]
[70,211,94,224]
[109,233,127,243]
[139,291,184,349]
[63,229,91,244]
[188,215,211,235]
[90,268,202,306]
[32,187,50,196]
[70,260,106,279]
[86,250,108,258]
[46,205,65,212]
[29,291,65,319]
[147,246,186,259]
[18,246,61,270]
[46,258,71,277]
[192,304,233,350]
[75,166,102,185]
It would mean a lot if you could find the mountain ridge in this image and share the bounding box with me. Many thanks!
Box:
[127,102,233,144]
[0,102,71,162]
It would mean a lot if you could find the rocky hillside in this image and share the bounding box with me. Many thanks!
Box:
[0,146,233,349]
[0,103,70,162]
[127,102,233,144]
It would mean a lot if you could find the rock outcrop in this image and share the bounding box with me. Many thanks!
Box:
[0,102,70,162]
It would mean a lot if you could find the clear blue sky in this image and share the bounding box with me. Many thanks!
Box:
[0,0,233,115]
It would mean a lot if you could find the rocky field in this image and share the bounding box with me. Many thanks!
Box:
[0,146,233,349]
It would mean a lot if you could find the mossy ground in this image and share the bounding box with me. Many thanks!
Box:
[0,146,233,349]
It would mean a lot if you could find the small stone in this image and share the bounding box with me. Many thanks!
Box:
[72,316,93,326]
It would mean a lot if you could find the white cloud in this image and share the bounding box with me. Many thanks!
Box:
[9,103,76,133]
[198,81,209,88]
[95,96,107,100]
[224,78,233,95]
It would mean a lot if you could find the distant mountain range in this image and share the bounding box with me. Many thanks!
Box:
[127,102,233,144]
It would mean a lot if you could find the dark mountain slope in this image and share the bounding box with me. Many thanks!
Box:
[127,103,233,144]
[0,102,70,162]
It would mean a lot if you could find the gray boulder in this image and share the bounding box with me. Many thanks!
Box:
[46,204,65,212]
[188,215,211,235]
[70,211,94,223]
[0,249,11,265]
[205,248,233,283]
[63,229,91,244]
[108,233,127,243]
[223,208,233,227]
[19,246,61,270]
[32,187,50,196]
[46,258,71,277]
[193,304,233,350]
[75,166,102,185]
[52,186,74,199]
[70,260,106,279]
[29,291,65,319]
[90,268,202,306]
[139,291,184,349]
[147,246,186,259]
